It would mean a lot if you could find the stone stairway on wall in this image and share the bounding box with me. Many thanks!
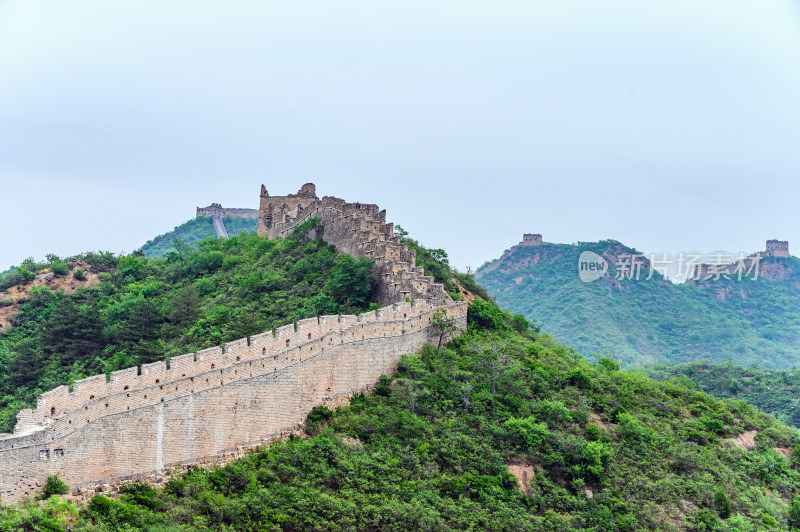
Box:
[265,195,452,307]
[211,215,229,239]
[0,185,467,503]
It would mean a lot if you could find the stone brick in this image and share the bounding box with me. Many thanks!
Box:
[0,185,467,503]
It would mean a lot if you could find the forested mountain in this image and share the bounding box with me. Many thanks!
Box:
[139,216,257,257]
[476,240,800,369]
[6,302,800,530]
[3,225,800,530]
[644,361,800,430]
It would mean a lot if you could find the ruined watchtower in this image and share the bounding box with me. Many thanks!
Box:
[765,239,789,258]
[257,184,319,236]
[522,234,543,246]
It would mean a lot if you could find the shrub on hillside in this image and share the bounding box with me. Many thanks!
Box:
[468,299,509,331]
[41,475,69,499]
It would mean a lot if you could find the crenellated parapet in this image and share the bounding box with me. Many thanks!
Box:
[196,204,258,219]
[0,184,467,503]
[259,185,452,307]
[9,301,433,436]
[0,299,466,502]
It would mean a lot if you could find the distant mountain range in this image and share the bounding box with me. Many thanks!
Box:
[476,238,800,369]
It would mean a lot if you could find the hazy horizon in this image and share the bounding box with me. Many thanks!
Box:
[1,1,799,271]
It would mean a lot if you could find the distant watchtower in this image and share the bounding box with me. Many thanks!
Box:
[765,239,789,258]
[522,234,543,246]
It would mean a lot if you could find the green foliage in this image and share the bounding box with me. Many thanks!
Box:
[307,405,334,425]
[477,241,800,369]
[610,405,627,423]
[504,416,549,449]
[397,230,491,301]
[0,495,77,530]
[374,374,393,397]
[324,254,376,307]
[645,361,800,429]
[0,222,377,432]
[714,487,732,519]
[139,216,257,258]
[42,475,69,499]
[598,357,620,372]
[789,496,800,529]
[430,309,463,350]
[510,313,537,335]
[3,326,800,530]
[0,267,35,290]
[73,268,87,281]
[468,299,509,331]
[49,262,69,277]
[762,512,779,528]
[569,368,591,389]
[118,482,161,510]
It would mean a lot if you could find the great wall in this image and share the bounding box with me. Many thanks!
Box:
[0,184,467,503]
[196,203,258,239]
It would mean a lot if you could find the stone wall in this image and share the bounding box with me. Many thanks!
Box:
[211,215,229,239]
[196,204,259,219]
[522,234,542,246]
[0,300,467,503]
[259,186,452,307]
[0,184,466,503]
[766,239,789,258]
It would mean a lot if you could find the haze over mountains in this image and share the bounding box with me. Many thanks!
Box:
[476,236,800,369]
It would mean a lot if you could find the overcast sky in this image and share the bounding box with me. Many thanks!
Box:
[1,0,798,272]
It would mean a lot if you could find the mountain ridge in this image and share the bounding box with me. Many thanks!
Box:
[476,237,800,369]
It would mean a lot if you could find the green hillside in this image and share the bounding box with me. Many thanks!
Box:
[476,241,800,369]
[4,226,800,530]
[0,219,375,433]
[6,309,800,530]
[644,361,800,430]
[139,216,257,257]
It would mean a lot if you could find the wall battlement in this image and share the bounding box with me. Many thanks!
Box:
[258,185,451,306]
[765,239,789,258]
[0,185,466,503]
[196,204,258,219]
[690,239,791,281]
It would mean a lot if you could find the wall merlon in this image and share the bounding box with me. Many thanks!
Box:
[358,311,377,324]
[195,346,222,361]
[296,317,324,340]
[169,354,196,376]
[339,315,358,328]
[140,361,168,383]
[72,375,108,402]
[319,315,342,333]
[0,183,469,503]
[38,386,69,410]
[249,330,275,343]
[13,409,36,433]
[201,351,225,371]
[224,338,250,359]
[275,324,296,342]
[109,367,139,389]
